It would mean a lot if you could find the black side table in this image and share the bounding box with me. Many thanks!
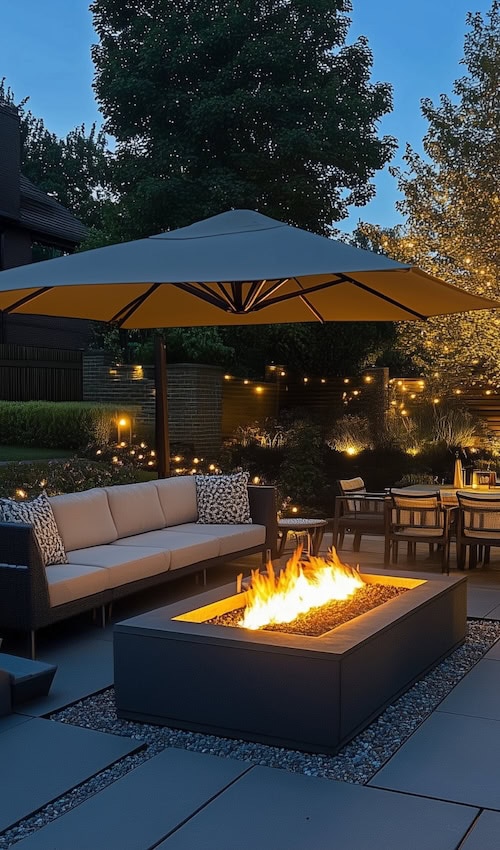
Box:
[277,518,328,557]
[0,653,57,707]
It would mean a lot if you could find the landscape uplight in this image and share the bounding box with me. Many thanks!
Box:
[117,416,132,443]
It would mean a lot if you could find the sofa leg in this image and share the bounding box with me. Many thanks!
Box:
[202,568,207,586]
[101,605,106,628]
[30,630,36,660]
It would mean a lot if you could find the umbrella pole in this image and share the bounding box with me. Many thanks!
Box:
[154,335,170,478]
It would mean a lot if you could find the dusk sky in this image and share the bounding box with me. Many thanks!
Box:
[0,0,490,233]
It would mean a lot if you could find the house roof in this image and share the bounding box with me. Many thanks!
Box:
[19,174,88,247]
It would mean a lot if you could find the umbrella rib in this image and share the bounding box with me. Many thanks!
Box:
[231,282,243,312]
[253,277,342,310]
[251,278,290,309]
[173,282,237,312]
[214,283,236,309]
[242,281,267,311]
[3,287,52,313]
[189,280,236,310]
[298,294,325,323]
[111,283,161,326]
[252,272,428,320]
[341,274,428,320]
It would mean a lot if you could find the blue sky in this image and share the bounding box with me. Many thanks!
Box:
[0,0,491,232]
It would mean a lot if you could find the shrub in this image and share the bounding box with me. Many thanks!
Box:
[0,402,137,451]
[327,415,373,454]
[0,458,152,500]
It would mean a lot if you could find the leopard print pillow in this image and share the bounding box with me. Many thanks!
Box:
[0,491,68,566]
[195,472,252,524]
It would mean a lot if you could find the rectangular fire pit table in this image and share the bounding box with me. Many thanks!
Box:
[114,571,467,754]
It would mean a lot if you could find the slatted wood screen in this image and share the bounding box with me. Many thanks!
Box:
[0,344,83,401]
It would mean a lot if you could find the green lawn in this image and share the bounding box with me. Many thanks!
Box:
[0,446,74,462]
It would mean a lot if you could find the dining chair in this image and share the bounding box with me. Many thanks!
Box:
[333,477,386,552]
[384,489,451,573]
[456,490,500,570]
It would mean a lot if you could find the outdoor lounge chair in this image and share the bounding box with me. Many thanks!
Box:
[332,477,386,552]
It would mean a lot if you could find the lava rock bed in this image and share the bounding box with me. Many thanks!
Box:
[206,583,407,636]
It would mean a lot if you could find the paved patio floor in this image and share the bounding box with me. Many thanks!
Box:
[2,532,500,848]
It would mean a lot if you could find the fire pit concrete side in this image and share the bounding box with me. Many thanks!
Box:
[113,573,467,754]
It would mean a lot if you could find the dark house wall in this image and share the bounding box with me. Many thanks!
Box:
[0,102,91,350]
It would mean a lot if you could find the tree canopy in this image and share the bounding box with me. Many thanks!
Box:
[90,0,396,238]
[359,2,500,390]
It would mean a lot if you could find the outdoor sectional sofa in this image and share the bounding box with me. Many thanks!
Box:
[0,476,278,657]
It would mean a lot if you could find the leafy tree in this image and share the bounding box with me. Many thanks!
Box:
[90,0,396,239]
[0,80,113,241]
[359,2,500,390]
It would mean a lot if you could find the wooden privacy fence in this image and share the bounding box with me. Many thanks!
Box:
[0,344,82,402]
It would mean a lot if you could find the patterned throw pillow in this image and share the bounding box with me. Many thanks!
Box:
[195,472,252,524]
[0,492,68,566]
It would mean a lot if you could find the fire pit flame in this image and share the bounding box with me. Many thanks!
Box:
[239,546,364,630]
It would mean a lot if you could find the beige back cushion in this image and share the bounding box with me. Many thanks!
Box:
[50,489,118,552]
[155,476,198,526]
[339,477,369,512]
[458,493,500,532]
[104,482,165,539]
[339,477,365,494]
[391,492,442,529]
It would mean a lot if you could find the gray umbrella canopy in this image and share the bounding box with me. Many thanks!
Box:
[1,209,497,478]
[0,210,497,326]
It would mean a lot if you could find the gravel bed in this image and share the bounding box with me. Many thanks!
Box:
[208,584,407,636]
[1,618,500,848]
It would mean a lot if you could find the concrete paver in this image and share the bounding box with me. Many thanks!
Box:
[370,711,500,810]
[12,748,250,850]
[0,718,141,833]
[157,765,478,850]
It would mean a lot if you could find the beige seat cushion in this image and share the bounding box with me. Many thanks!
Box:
[104,482,165,539]
[112,529,220,570]
[46,563,109,607]
[393,527,444,538]
[67,545,170,586]
[154,477,198,526]
[50,489,118,552]
[166,522,266,556]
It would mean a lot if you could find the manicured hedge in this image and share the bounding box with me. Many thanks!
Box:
[0,402,137,451]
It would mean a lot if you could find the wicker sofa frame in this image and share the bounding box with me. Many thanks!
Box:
[0,485,278,658]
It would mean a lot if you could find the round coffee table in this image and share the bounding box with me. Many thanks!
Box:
[277,517,328,557]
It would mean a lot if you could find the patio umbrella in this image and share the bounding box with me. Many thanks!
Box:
[0,209,497,475]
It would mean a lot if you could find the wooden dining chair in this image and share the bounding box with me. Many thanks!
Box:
[456,491,500,570]
[333,477,386,552]
[384,489,451,573]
